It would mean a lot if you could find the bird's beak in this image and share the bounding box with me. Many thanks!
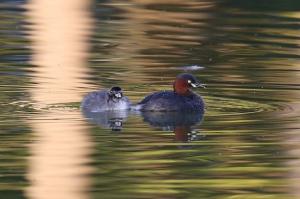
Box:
[115,93,122,98]
[191,82,206,88]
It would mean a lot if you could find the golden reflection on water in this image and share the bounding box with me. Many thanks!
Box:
[26,0,92,104]
[97,0,214,84]
[25,0,94,199]
[284,11,300,199]
[26,117,94,199]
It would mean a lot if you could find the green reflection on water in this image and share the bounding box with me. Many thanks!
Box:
[0,2,32,199]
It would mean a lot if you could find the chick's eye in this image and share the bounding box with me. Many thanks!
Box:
[188,80,192,84]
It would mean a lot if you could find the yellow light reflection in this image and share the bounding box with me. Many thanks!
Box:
[25,0,94,199]
[283,11,300,199]
[26,0,92,104]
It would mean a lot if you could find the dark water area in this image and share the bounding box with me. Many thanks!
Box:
[0,0,300,198]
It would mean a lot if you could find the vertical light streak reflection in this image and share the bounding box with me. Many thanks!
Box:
[25,0,94,199]
[26,0,92,104]
[283,11,300,199]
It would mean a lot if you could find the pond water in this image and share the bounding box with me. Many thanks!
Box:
[1,0,300,198]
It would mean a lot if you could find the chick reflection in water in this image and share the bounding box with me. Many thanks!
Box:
[142,111,204,142]
[82,110,129,131]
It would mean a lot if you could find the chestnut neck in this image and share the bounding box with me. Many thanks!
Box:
[173,78,191,96]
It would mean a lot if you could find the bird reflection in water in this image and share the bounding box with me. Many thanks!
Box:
[141,111,204,143]
[82,109,204,141]
[82,110,129,131]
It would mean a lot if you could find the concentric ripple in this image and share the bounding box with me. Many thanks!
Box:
[8,96,294,119]
[205,95,293,117]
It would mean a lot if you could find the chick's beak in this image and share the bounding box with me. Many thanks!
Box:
[114,93,122,98]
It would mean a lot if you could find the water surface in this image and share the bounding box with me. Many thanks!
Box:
[0,0,300,198]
